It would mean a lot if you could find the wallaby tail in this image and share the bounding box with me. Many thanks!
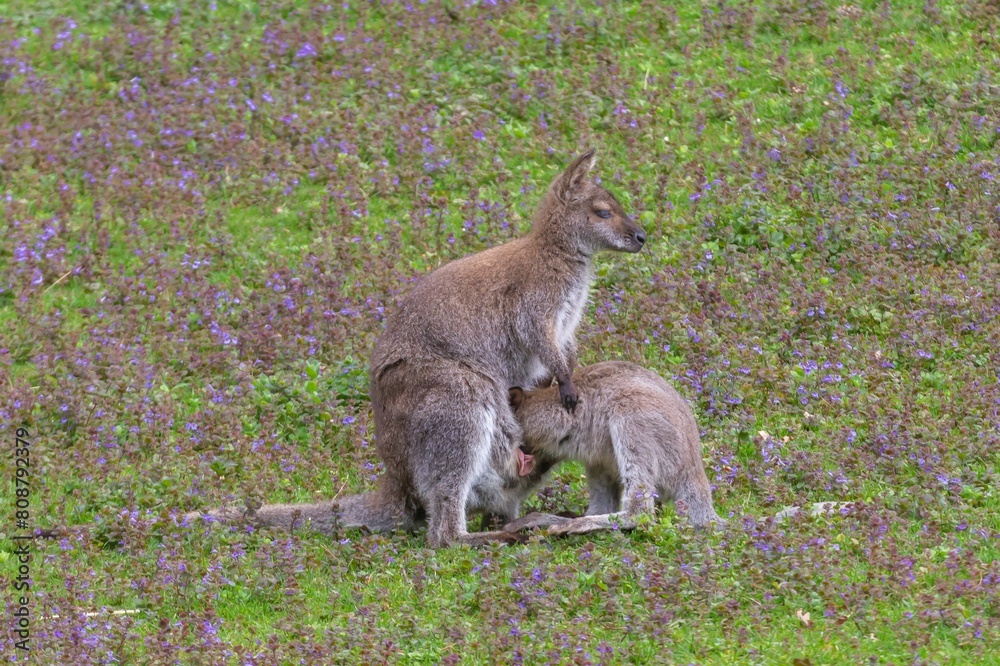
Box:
[184,489,416,536]
[334,490,416,532]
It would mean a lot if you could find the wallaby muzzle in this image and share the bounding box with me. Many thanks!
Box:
[623,220,646,252]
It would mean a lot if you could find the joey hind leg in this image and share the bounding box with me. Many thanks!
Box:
[584,465,622,516]
[608,418,662,519]
[675,471,724,529]
[476,402,530,532]
[619,473,658,517]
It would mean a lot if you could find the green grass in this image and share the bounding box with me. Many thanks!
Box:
[2,0,1000,663]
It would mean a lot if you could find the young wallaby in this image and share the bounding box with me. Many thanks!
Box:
[188,150,646,546]
[502,361,724,536]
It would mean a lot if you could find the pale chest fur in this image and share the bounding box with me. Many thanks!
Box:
[513,272,592,389]
[553,274,592,350]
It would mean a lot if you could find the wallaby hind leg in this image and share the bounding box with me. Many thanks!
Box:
[585,465,622,516]
[411,390,524,548]
[545,470,648,537]
[542,475,720,537]
[425,487,523,547]
[552,513,638,535]
[522,414,663,536]
[608,416,661,518]
[676,470,724,529]
[619,474,658,517]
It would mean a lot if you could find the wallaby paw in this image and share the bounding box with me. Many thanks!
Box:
[559,380,579,413]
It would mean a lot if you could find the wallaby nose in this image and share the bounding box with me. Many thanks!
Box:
[634,229,647,246]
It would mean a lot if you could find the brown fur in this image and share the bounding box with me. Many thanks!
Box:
[189,151,645,546]
[503,361,724,536]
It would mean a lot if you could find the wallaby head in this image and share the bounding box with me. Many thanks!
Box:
[509,385,573,455]
[535,149,646,256]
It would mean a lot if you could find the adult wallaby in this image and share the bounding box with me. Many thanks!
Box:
[187,150,646,546]
[366,149,645,547]
[502,361,724,536]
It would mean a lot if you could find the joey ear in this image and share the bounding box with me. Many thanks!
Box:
[508,387,525,411]
[555,149,597,203]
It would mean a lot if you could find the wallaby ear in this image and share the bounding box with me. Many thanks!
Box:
[554,149,597,203]
[508,387,525,411]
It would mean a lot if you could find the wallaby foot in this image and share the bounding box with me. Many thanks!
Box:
[505,511,638,536]
[503,511,576,532]
[455,530,529,547]
[428,506,524,547]
[428,497,525,546]
[480,504,573,533]
[551,512,638,535]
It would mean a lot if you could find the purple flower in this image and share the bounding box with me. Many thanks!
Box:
[295,43,317,59]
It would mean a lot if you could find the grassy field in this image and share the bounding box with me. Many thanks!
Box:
[1,0,999,663]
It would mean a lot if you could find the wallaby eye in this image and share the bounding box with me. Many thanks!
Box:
[595,209,612,219]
